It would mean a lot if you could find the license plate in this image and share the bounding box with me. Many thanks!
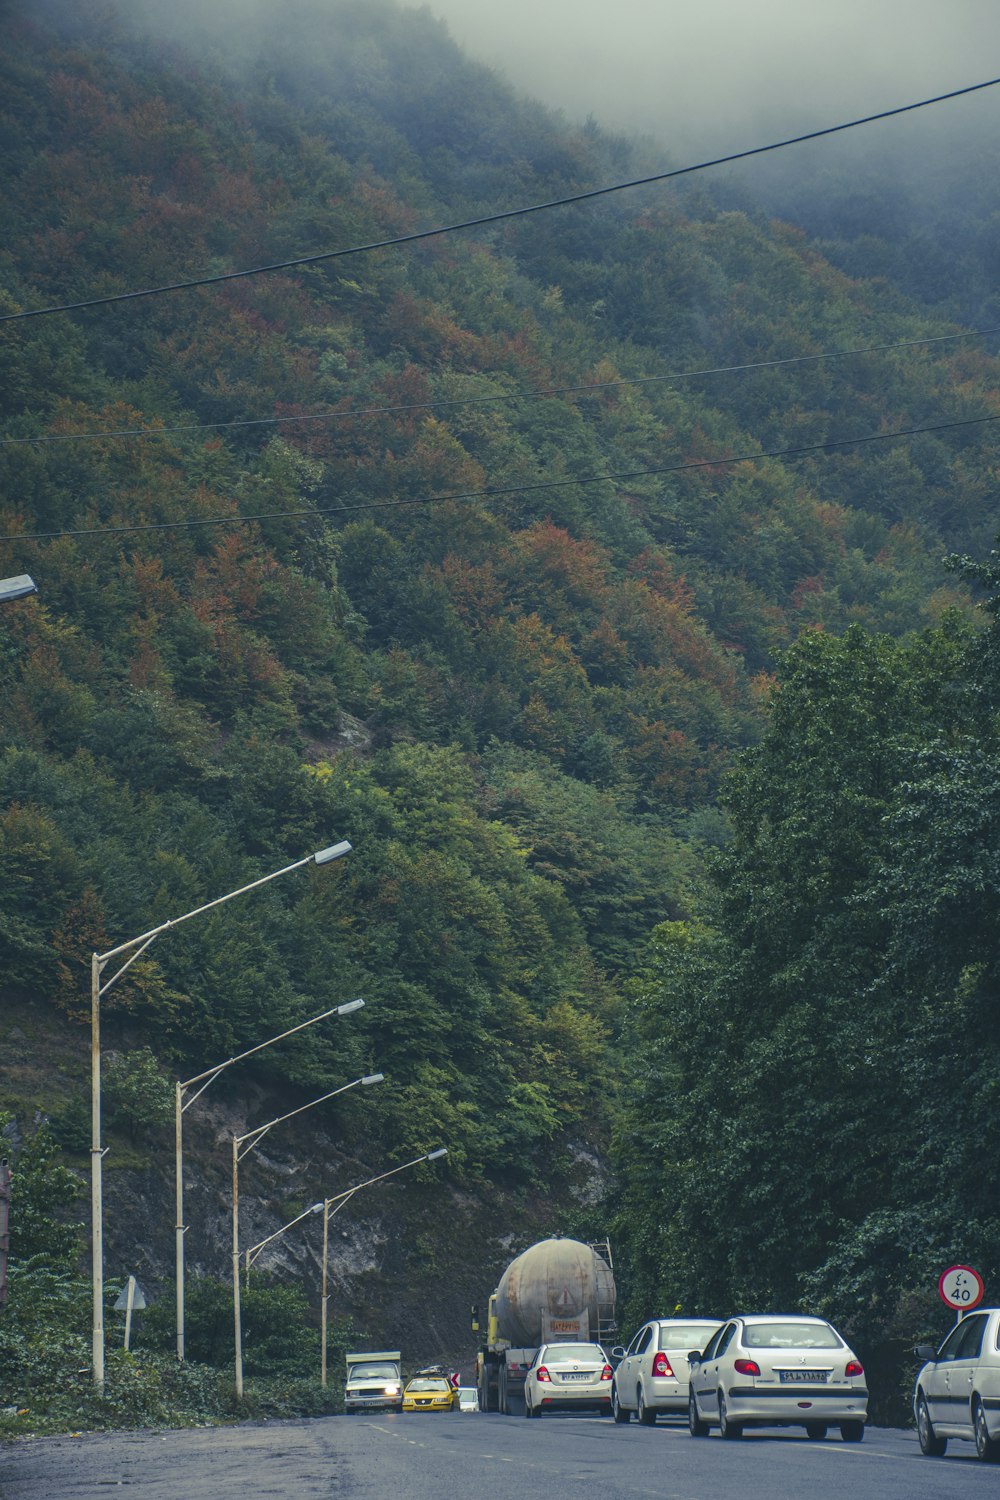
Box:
[560,1372,593,1382]
[779,1370,828,1383]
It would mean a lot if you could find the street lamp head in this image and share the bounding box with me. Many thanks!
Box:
[337,998,365,1016]
[314,840,352,865]
[0,574,37,603]
[309,1201,324,1214]
[426,1148,448,1161]
[361,1073,384,1086]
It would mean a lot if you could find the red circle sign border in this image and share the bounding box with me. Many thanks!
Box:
[938,1264,985,1310]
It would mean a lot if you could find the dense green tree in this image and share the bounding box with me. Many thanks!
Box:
[611,610,1000,1416]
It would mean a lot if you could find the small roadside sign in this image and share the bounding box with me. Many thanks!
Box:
[113,1275,147,1312]
[114,1275,148,1350]
[938,1264,984,1313]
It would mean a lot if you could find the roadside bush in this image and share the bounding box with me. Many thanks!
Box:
[138,1272,324,1376]
[0,1132,354,1436]
[0,1323,341,1436]
[0,1277,345,1437]
[103,1048,175,1142]
[47,1092,91,1154]
[4,1124,83,1267]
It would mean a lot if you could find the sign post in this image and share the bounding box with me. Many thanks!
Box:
[114,1275,147,1351]
[937,1264,984,1323]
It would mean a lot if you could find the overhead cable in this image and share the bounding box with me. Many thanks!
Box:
[3,409,998,545]
[2,76,998,324]
[3,323,996,449]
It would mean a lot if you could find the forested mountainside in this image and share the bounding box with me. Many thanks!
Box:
[724,109,1000,331]
[2,0,999,1423]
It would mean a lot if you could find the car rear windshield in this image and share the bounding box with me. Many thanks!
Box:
[407,1379,449,1392]
[349,1363,398,1380]
[544,1344,603,1362]
[658,1324,721,1348]
[742,1322,843,1349]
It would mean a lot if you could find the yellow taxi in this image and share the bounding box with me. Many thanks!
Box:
[402,1367,458,1412]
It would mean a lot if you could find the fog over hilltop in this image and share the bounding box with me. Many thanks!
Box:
[64,0,1000,151]
[78,0,1000,231]
[30,0,1000,322]
[429,0,1000,149]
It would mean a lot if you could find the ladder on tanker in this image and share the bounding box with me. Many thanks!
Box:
[590,1238,618,1346]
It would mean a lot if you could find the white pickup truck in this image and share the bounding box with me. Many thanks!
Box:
[344,1350,403,1413]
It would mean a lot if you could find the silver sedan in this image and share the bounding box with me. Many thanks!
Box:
[688,1315,867,1441]
[612,1318,721,1424]
[523,1342,613,1416]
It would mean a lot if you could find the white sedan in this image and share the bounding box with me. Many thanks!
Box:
[913,1306,1000,1461]
[523,1342,613,1416]
[612,1318,721,1424]
[688,1315,867,1441]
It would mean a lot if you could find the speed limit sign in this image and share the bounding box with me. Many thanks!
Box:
[938,1265,984,1311]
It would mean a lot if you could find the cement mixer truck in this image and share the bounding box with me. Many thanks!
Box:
[473,1237,617,1413]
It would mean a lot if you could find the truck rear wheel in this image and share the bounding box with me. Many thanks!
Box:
[479,1366,497,1412]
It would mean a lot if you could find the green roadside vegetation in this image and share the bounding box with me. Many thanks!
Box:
[613,559,1000,1421]
[0,1124,355,1436]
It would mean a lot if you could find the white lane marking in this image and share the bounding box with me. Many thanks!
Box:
[364,1415,925,1493]
[357,1423,689,1495]
[812,1445,909,1462]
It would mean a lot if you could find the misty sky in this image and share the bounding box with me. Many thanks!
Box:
[426,0,1000,148]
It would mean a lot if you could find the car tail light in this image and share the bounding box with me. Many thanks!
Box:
[845,1360,864,1378]
[651,1353,675,1378]
[536,1366,551,1383]
[600,1364,613,1381]
[733,1359,760,1377]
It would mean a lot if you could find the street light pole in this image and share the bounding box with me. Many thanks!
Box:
[175,997,364,1363]
[89,839,352,1387]
[319,1148,447,1387]
[91,952,105,1382]
[243,1200,324,1285]
[231,1072,384,1399]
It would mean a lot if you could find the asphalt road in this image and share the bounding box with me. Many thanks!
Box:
[2,1411,998,1500]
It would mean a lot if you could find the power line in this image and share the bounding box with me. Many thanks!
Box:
[3,410,998,545]
[3,324,995,449]
[2,76,998,325]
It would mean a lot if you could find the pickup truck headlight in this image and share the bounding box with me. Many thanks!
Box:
[384,1385,400,1395]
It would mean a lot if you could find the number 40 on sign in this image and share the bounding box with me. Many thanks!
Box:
[938,1264,984,1314]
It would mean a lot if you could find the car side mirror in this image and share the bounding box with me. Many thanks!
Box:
[688,1351,702,1365]
[913,1344,936,1362]
[611,1347,626,1360]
